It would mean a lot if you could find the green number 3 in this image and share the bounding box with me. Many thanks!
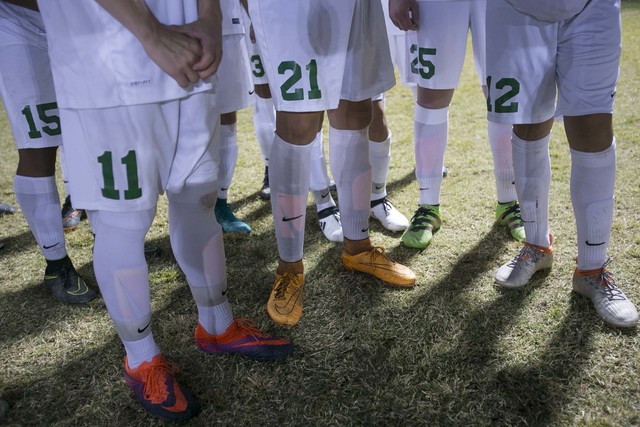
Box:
[278,59,322,101]
[97,150,142,200]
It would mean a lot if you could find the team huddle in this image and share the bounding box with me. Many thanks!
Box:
[0,0,636,422]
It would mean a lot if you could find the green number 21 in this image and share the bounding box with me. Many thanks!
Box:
[97,150,142,200]
[278,59,322,101]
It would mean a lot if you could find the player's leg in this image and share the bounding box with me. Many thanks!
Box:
[368,96,409,232]
[0,5,95,303]
[214,32,253,233]
[400,1,471,249]
[328,98,416,287]
[486,0,557,288]
[215,110,252,233]
[253,85,275,200]
[309,123,343,243]
[557,0,637,327]
[469,0,524,241]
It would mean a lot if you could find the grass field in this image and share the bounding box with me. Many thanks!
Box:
[1,5,640,426]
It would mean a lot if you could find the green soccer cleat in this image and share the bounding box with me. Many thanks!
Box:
[401,204,442,249]
[214,198,252,233]
[496,200,526,242]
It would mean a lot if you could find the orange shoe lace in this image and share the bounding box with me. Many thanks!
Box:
[273,273,300,300]
[141,361,180,404]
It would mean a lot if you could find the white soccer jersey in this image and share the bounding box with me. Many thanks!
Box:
[506,0,589,22]
[36,0,215,109]
[221,0,244,36]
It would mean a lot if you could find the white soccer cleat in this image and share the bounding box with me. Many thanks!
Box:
[370,197,409,232]
[318,206,343,243]
[495,242,553,288]
[573,259,638,328]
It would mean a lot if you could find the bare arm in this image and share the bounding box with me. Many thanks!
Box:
[388,0,420,31]
[170,0,223,79]
[94,0,205,87]
[3,0,39,12]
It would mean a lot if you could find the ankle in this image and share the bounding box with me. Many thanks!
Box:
[343,237,373,255]
[277,259,303,275]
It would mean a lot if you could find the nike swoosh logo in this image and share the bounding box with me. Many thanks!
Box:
[419,187,429,191]
[43,242,60,249]
[137,321,151,334]
[221,187,229,191]
[611,91,616,98]
[67,277,90,296]
[282,215,303,222]
[320,191,329,198]
[585,240,605,246]
[275,287,301,314]
[222,288,228,296]
[361,227,369,233]
[375,185,384,190]
[249,90,255,95]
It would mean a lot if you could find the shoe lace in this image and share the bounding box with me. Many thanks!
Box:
[408,206,439,232]
[235,318,269,338]
[142,361,179,404]
[508,245,543,268]
[274,273,299,300]
[368,246,387,264]
[499,202,524,227]
[588,259,626,301]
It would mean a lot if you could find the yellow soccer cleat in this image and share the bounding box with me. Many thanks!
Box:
[267,272,304,327]
[341,247,416,287]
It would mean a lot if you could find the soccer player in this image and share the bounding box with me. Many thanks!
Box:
[486,0,638,327]
[390,0,525,250]
[249,0,417,328]
[36,0,293,421]
[213,0,253,233]
[0,0,97,304]
[243,10,344,242]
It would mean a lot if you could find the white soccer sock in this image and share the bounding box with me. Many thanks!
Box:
[329,126,371,240]
[512,132,551,248]
[253,96,276,165]
[270,134,312,262]
[369,133,391,202]
[14,175,67,261]
[488,121,517,203]
[309,129,336,211]
[167,183,233,335]
[571,140,616,270]
[218,123,238,199]
[59,148,72,197]
[123,333,161,370]
[89,208,158,367]
[309,129,330,192]
[414,105,448,206]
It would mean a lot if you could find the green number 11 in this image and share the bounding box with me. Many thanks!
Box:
[97,150,142,200]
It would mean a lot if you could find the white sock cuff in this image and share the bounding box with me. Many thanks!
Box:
[328,126,368,144]
[14,175,57,194]
[414,105,448,125]
[220,123,237,141]
[369,133,392,155]
[570,138,616,167]
[512,132,550,152]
